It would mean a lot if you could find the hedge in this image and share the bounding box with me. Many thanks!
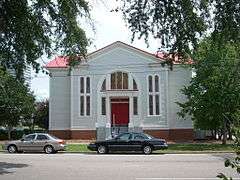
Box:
[0,129,46,140]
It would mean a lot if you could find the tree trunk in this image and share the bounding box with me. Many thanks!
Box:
[227,123,232,140]
[7,126,12,140]
[222,120,227,145]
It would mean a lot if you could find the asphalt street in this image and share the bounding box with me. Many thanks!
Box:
[0,153,239,180]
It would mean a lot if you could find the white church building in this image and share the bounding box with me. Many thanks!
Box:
[46,41,193,140]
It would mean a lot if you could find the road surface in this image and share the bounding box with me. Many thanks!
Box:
[0,153,239,180]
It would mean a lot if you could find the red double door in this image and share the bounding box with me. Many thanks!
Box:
[111,98,129,126]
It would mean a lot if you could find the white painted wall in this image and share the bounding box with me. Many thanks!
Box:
[49,69,71,130]
[167,66,193,129]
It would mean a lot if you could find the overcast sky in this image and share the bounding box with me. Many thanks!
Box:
[31,0,160,101]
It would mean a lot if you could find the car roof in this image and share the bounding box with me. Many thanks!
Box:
[26,133,48,136]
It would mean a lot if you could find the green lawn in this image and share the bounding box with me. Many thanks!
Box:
[66,143,235,153]
[0,143,235,153]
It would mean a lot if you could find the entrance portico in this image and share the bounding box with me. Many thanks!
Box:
[97,71,141,140]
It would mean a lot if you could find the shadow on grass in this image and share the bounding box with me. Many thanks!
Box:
[0,162,28,175]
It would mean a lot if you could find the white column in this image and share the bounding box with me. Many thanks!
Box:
[106,95,111,127]
[105,94,111,139]
[128,96,134,129]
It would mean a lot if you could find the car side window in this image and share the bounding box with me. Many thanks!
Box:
[133,134,148,140]
[118,133,131,141]
[24,134,36,141]
[36,135,48,141]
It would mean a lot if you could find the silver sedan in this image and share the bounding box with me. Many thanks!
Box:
[3,133,66,154]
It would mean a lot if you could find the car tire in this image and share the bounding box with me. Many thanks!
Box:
[142,145,152,155]
[44,145,54,154]
[8,145,18,153]
[97,145,108,154]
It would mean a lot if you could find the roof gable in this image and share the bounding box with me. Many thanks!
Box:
[45,41,164,68]
[87,41,162,62]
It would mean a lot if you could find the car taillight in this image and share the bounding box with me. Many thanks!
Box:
[57,140,65,144]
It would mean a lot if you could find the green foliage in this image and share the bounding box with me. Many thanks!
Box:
[34,100,49,130]
[0,67,35,138]
[177,39,240,144]
[217,124,240,179]
[0,129,46,140]
[118,0,240,59]
[0,0,90,81]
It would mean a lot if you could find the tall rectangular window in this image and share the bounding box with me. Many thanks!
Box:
[101,97,106,115]
[133,97,138,115]
[155,95,160,115]
[148,75,160,116]
[80,96,84,116]
[80,77,84,93]
[149,95,153,115]
[148,76,153,92]
[86,77,90,93]
[86,96,90,116]
[155,75,159,92]
[80,76,91,116]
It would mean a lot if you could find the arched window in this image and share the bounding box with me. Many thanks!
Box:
[133,79,138,90]
[155,75,159,92]
[148,76,153,92]
[111,72,128,90]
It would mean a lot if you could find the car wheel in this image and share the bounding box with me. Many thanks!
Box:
[97,145,107,154]
[8,145,17,153]
[143,145,152,155]
[44,145,54,154]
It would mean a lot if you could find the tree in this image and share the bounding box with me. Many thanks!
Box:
[217,111,240,179]
[0,67,35,139]
[177,39,240,144]
[34,100,49,130]
[0,0,91,81]
[118,0,239,58]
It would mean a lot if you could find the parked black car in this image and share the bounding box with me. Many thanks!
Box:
[88,132,168,154]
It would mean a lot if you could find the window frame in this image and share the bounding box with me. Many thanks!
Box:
[110,72,129,90]
[133,96,138,115]
[147,74,161,116]
[79,76,91,117]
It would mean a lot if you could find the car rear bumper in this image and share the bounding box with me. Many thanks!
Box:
[87,143,97,151]
[54,144,66,151]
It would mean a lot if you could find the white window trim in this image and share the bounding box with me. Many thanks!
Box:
[147,74,161,116]
[79,76,91,117]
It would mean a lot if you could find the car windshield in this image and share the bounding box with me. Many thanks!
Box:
[145,134,154,139]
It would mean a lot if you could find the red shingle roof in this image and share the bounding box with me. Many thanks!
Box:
[45,56,69,68]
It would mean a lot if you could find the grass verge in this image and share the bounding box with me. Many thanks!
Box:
[66,143,234,153]
[0,143,234,153]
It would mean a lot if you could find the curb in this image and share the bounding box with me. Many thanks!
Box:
[0,150,235,154]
